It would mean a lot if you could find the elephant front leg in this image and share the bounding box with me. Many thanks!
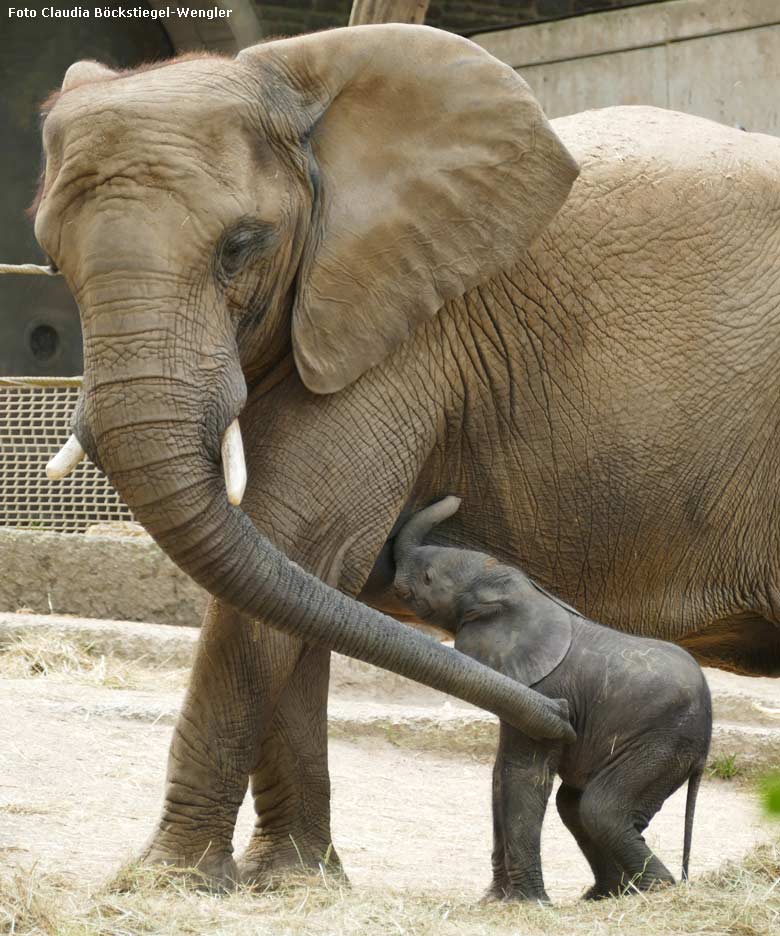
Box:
[495,725,558,903]
[140,601,303,887]
[237,643,341,885]
[482,756,511,901]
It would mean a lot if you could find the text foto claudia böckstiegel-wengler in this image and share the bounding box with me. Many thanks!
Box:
[7,6,233,19]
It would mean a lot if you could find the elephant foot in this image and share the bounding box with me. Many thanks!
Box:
[584,876,672,901]
[499,881,551,904]
[133,834,238,892]
[481,876,550,904]
[236,835,346,889]
[583,884,611,901]
[503,890,551,905]
[480,880,510,903]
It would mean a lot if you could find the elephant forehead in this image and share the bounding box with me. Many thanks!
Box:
[37,70,289,240]
[45,60,248,165]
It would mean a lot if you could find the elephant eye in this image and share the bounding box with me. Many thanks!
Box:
[218,230,255,278]
[424,569,433,585]
[215,219,275,282]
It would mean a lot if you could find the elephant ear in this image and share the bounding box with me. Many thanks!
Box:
[61,61,117,92]
[240,25,579,394]
[455,602,572,688]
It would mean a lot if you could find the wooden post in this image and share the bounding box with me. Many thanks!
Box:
[348,0,429,26]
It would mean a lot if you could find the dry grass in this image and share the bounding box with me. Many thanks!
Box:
[0,633,187,691]
[1,838,778,936]
[0,867,60,936]
[0,805,49,817]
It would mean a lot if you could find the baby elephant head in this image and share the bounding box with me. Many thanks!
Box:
[393,496,484,630]
[394,498,576,686]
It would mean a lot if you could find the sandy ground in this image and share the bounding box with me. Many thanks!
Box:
[0,674,774,903]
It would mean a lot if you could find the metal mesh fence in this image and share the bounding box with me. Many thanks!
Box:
[0,377,133,533]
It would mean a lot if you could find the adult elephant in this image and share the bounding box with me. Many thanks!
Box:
[33,25,780,885]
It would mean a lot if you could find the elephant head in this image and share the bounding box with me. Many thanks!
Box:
[393,494,477,626]
[32,25,578,739]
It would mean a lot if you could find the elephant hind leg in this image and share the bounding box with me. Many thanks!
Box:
[556,784,622,900]
[578,768,676,897]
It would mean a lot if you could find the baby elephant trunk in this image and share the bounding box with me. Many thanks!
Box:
[393,496,462,570]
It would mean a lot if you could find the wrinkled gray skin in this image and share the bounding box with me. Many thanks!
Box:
[394,498,712,901]
[31,22,780,887]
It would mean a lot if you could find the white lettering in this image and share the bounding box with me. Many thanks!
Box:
[43,6,90,17]
[176,6,232,19]
[2,5,234,19]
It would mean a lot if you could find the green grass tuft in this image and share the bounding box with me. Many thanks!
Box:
[761,773,780,817]
[708,753,740,780]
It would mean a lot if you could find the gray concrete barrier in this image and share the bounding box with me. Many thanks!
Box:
[0,526,208,627]
[473,0,780,137]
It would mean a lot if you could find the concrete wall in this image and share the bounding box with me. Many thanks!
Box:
[151,0,780,138]
[473,0,780,136]
[0,527,208,628]
[250,1,657,38]
[148,0,261,52]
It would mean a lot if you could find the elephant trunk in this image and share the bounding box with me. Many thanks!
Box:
[393,495,462,572]
[65,288,573,743]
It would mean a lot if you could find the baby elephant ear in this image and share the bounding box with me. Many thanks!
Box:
[455,603,572,688]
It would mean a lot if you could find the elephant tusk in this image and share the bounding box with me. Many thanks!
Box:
[0,262,59,276]
[222,419,247,506]
[46,434,86,480]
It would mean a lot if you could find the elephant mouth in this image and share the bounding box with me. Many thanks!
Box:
[413,599,434,621]
[394,584,433,621]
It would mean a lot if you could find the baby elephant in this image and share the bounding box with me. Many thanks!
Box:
[393,497,712,902]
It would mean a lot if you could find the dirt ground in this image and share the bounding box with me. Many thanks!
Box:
[0,626,778,935]
[0,672,774,903]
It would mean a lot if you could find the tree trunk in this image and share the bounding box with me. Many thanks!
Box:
[349,0,429,26]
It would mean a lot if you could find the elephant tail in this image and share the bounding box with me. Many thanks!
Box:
[682,767,703,881]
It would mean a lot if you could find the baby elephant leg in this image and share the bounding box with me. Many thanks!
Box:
[556,785,623,899]
[493,725,560,903]
[482,756,511,901]
[579,762,676,897]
